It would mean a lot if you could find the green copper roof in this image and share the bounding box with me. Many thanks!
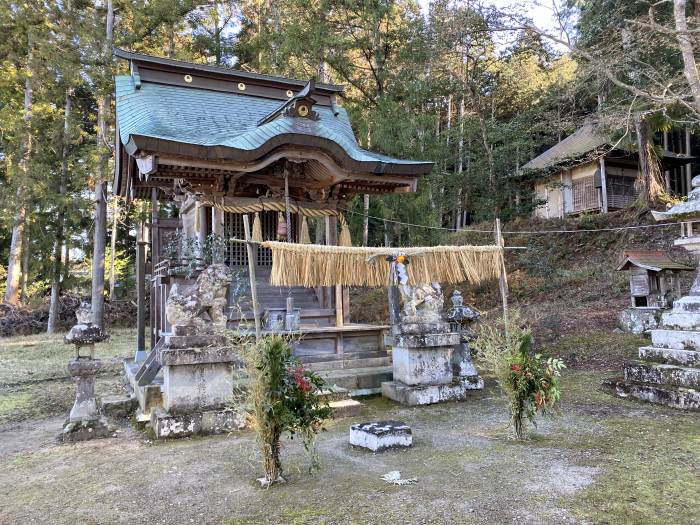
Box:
[115,75,432,175]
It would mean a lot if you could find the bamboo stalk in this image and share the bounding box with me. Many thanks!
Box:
[495,218,509,335]
[243,215,262,340]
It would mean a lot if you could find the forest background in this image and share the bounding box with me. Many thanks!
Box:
[0,0,699,330]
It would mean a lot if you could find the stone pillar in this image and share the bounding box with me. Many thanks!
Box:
[61,358,111,442]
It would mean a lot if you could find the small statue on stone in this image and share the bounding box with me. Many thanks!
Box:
[399,282,444,322]
[166,263,233,333]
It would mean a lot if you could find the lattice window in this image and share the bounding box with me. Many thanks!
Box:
[571,177,598,212]
[606,175,638,209]
[224,211,297,267]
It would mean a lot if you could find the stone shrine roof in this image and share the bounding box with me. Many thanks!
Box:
[616,250,694,272]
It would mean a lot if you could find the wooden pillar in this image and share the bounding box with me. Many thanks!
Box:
[135,228,147,362]
[212,207,224,236]
[599,157,608,213]
[197,203,208,242]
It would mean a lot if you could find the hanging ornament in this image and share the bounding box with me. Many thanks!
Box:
[252,212,263,242]
[276,211,288,241]
[299,215,311,244]
[339,214,352,247]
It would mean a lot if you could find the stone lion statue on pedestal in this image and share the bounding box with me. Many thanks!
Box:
[166,263,233,333]
[399,282,444,322]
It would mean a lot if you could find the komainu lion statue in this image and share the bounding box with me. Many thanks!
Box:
[399,282,444,322]
[165,263,233,332]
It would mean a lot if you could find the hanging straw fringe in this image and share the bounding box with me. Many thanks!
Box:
[338,214,352,247]
[299,216,311,244]
[262,242,503,287]
[252,212,263,242]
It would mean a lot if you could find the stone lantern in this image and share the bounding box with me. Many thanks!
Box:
[446,290,482,379]
[60,302,112,442]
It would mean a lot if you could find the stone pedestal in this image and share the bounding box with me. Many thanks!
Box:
[150,333,245,438]
[61,359,111,442]
[382,321,483,405]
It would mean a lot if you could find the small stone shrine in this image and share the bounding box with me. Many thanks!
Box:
[381,268,484,405]
[61,302,112,443]
[606,176,700,410]
[349,421,412,452]
[616,250,693,334]
[126,264,245,438]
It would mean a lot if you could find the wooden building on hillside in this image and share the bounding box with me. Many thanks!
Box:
[113,50,433,392]
[523,122,698,219]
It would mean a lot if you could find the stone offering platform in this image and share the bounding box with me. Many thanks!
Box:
[349,421,412,452]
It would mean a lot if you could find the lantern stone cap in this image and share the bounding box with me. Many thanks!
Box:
[616,250,694,272]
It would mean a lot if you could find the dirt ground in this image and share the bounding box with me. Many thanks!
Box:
[0,329,698,525]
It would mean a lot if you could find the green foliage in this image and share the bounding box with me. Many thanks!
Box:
[473,312,565,439]
[239,336,331,484]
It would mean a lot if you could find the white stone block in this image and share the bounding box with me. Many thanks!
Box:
[349,421,412,452]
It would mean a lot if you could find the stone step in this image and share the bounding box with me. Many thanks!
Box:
[319,365,393,395]
[650,329,700,350]
[661,312,700,330]
[639,346,700,367]
[299,351,386,364]
[306,356,392,372]
[317,386,351,402]
[604,378,700,411]
[624,362,700,389]
[667,296,700,313]
[328,399,363,418]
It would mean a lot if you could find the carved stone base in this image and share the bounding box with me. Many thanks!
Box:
[381,376,483,406]
[60,416,112,443]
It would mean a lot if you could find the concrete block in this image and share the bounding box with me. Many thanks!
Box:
[349,421,412,452]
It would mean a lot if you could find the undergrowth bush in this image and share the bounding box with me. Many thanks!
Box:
[473,313,565,439]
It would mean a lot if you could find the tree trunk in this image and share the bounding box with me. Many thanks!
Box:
[634,113,665,206]
[362,194,369,246]
[108,195,119,300]
[5,43,33,305]
[673,0,700,117]
[48,90,72,333]
[20,229,29,302]
[91,0,113,328]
